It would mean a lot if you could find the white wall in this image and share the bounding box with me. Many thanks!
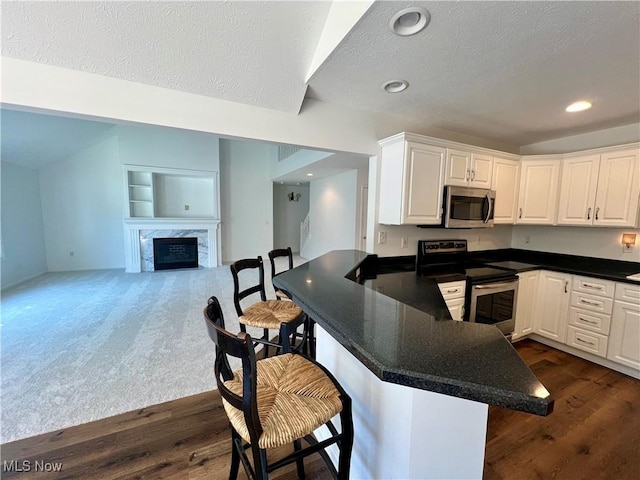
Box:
[273,183,310,252]
[301,170,360,260]
[512,226,640,262]
[1,162,47,288]
[220,138,277,263]
[39,135,124,271]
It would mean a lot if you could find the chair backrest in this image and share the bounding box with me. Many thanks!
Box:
[268,247,293,280]
[230,257,267,316]
[203,296,263,440]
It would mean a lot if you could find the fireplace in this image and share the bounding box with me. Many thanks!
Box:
[153,237,199,270]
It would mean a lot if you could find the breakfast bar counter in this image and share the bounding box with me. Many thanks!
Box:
[274,250,553,479]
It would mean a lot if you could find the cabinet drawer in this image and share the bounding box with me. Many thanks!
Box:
[438,281,466,300]
[570,292,613,315]
[615,282,640,302]
[572,275,615,297]
[568,307,611,335]
[566,326,608,358]
[445,297,465,321]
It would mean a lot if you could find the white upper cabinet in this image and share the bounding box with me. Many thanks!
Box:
[557,154,600,225]
[445,148,493,188]
[378,136,446,225]
[557,147,640,227]
[491,157,520,224]
[593,148,640,227]
[516,158,561,224]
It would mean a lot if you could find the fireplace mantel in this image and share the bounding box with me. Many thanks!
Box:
[123,218,221,273]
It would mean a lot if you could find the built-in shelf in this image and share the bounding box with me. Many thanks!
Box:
[123,165,219,220]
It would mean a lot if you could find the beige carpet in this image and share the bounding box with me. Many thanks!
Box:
[0,257,304,443]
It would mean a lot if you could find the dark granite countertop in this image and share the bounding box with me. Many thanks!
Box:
[273,250,553,416]
[468,249,640,284]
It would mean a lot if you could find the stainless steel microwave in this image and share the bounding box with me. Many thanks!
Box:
[443,186,495,228]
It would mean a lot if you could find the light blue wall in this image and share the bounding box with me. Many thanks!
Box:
[117,124,220,171]
[220,138,277,262]
[1,162,47,288]
[5,123,222,276]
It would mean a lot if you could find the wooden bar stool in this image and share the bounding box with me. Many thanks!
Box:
[230,256,307,355]
[268,247,316,358]
[204,296,354,480]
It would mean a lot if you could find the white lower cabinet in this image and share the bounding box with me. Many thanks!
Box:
[513,270,538,340]
[438,281,466,321]
[607,284,640,370]
[533,270,571,342]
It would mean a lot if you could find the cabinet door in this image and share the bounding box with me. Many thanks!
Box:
[556,155,600,225]
[607,300,640,369]
[446,297,465,321]
[593,148,640,227]
[402,142,446,224]
[444,148,471,186]
[534,270,571,342]
[491,158,520,224]
[469,153,493,188]
[513,270,539,340]
[517,159,560,224]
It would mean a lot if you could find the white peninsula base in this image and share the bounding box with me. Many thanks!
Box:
[315,326,489,479]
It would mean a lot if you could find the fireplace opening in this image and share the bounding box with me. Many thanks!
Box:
[153,237,199,270]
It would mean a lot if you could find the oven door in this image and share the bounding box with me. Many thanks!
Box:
[444,186,495,228]
[468,278,518,337]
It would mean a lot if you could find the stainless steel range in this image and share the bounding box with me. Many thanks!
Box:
[416,240,519,338]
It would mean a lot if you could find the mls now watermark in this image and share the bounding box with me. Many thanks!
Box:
[3,460,63,473]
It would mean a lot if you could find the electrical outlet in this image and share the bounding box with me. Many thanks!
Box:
[377,231,387,245]
[401,237,408,248]
[524,235,531,244]
[623,245,634,254]
[184,204,190,211]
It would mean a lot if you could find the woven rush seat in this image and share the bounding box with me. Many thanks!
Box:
[222,352,343,449]
[239,299,302,330]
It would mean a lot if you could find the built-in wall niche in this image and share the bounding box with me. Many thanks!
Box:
[124,165,219,219]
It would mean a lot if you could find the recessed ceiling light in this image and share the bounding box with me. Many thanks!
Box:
[306,173,314,177]
[565,100,592,113]
[382,80,409,93]
[390,7,431,36]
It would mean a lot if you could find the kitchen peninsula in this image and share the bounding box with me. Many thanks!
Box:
[274,250,553,480]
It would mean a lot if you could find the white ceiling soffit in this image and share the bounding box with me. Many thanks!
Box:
[307,1,640,146]
[273,151,369,185]
[1,1,638,148]
[1,109,116,170]
[0,1,334,114]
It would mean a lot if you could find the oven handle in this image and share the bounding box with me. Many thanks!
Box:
[473,279,518,290]
[483,193,493,224]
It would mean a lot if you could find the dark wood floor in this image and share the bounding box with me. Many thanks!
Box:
[2,339,639,479]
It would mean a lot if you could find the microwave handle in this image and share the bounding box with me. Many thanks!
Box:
[483,193,493,223]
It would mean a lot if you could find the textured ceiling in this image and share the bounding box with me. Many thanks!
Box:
[1,1,639,150]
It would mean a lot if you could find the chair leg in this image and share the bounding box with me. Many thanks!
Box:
[251,447,269,480]
[229,429,241,480]
[262,328,270,357]
[294,439,306,479]
[338,396,354,480]
[308,317,316,359]
[279,323,291,353]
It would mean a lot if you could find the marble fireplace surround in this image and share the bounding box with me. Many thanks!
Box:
[123,219,221,273]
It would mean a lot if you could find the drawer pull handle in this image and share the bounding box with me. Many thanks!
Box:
[578,317,598,325]
[583,284,603,290]
[576,338,595,347]
[446,289,459,294]
[580,299,600,307]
